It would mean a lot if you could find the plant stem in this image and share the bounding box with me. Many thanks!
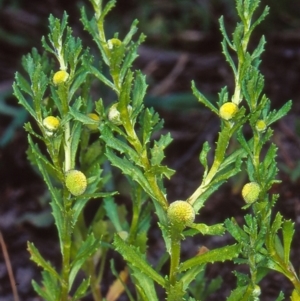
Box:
[60,107,73,300]
[123,111,169,210]
[187,126,232,205]
[169,236,181,287]
[60,200,72,301]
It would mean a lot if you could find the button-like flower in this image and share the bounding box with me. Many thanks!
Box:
[42,116,60,136]
[219,102,239,120]
[86,113,100,131]
[242,182,261,204]
[53,70,69,85]
[255,120,267,132]
[167,200,195,229]
[65,170,87,196]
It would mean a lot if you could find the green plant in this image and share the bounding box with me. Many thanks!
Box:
[13,0,299,300]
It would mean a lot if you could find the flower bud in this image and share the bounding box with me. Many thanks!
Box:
[252,285,261,298]
[53,70,69,85]
[242,182,261,204]
[255,120,267,132]
[108,103,122,125]
[65,170,87,196]
[42,116,60,136]
[86,113,100,131]
[167,201,195,229]
[108,103,132,125]
[219,102,239,120]
[107,38,122,50]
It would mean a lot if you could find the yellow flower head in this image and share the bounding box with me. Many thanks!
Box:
[107,38,122,50]
[167,200,195,228]
[219,102,239,120]
[242,182,261,204]
[86,113,101,131]
[65,170,87,196]
[255,120,267,132]
[43,116,60,134]
[53,70,69,85]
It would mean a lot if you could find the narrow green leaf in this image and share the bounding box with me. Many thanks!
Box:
[113,234,166,287]
[232,23,244,53]
[131,267,159,301]
[69,234,100,288]
[251,35,266,60]
[150,133,173,166]
[27,242,60,281]
[267,100,292,125]
[189,223,225,236]
[226,285,248,301]
[123,19,138,45]
[72,192,117,226]
[179,244,240,272]
[132,71,147,109]
[89,65,116,92]
[120,33,146,84]
[193,181,224,212]
[225,218,249,243]
[105,148,155,199]
[221,39,237,76]
[72,278,90,301]
[14,72,32,96]
[69,106,97,125]
[103,197,124,232]
[263,143,277,171]
[191,81,218,114]
[236,132,251,161]
[145,165,175,180]
[13,83,36,119]
[180,264,205,290]
[282,220,295,265]
[28,136,63,211]
[32,279,54,301]
[219,16,235,50]
[167,281,185,301]
[199,142,210,178]
[101,124,141,164]
[99,0,116,22]
[49,86,63,115]
[275,291,285,301]
[70,121,82,168]
[69,69,89,99]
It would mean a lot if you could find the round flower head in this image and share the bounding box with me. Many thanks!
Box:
[107,38,122,50]
[53,70,69,85]
[255,120,267,132]
[43,116,60,132]
[65,170,87,196]
[86,113,100,131]
[167,201,195,229]
[219,102,239,120]
[242,182,261,204]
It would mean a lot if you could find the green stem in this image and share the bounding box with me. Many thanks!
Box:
[128,198,140,245]
[169,235,181,287]
[60,105,73,300]
[123,114,169,210]
[187,126,232,205]
[60,199,72,301]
